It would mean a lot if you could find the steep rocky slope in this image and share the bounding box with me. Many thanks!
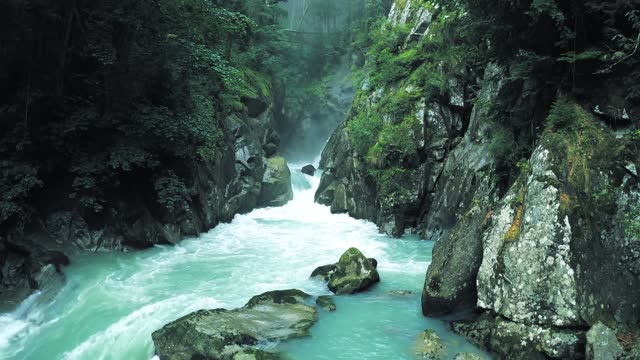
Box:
[316,0,640,357]
[0,94,292,309]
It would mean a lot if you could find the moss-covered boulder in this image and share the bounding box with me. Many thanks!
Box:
[258,156,293,207]
[414,330,445,359]
[310,248,380,295]
[151,289,317,360]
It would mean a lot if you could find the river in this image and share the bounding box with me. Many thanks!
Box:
[0,167,489,359]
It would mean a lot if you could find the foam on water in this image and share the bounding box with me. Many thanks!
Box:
[0,168,491,360]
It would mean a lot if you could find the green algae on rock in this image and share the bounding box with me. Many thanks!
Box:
[311,247,380,295]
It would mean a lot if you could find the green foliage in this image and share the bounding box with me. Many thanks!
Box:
[154,172,189,211]
[0,161,42,224]
[368,116,417,164]
[546,97,581,130]
[347,112,384,156]
[623,201,640,242]
[0,0,288,223]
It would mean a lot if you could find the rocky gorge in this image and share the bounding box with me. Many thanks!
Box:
[1,0,639,359]
[316,0,640,358]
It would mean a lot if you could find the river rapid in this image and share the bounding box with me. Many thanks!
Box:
[0,167,489,360]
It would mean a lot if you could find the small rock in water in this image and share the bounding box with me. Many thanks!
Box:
[389,290,414,296]
[415,330,446,359]
[453,353,483,360]
[310,247,380,295]
[315,295,336,311]
[301,164,316,176]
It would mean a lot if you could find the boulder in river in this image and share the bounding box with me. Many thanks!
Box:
[310,247,380,295]
[152,289,317,360]
[258,156,294,207]
[301,164,316,176]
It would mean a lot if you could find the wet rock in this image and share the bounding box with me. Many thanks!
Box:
[315,296,336,311]
[0,238,69,310]
[453,353,483,360]
[258,156,293,207]
[152,289,317,360]
[301,165,316,176]
[586,322,623,360]
[233,349,279,360]
[389,290,413,296]
[452,313,585,359]
[310,248,380,295]
[245,289,311,308]
[414,330,445,359]
[422,202,487,316]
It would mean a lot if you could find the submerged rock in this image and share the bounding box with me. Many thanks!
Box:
[152,289,317,360]
[311,248,380,295]
[315,295,336,311]
[414,330,445,359]
[301,164,316,176]
[453,353,482,360]
[258,156,294,207]
[586,322,623,360]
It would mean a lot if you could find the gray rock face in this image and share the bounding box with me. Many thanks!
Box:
[476,146,580,327]
[453,313,586,360]
[586,322,623,360]
[258,156,294,207]
[311,248,380,295]
[2,96,290,308]
[0,237,69,310]
[152,289,317,360]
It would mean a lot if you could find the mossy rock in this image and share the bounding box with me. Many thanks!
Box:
[310,248,380,295]
[315,296,336,311]
[245,289,311,308]
[258,156,293,207]
[152,289,317,360]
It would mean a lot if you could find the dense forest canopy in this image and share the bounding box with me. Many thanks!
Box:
[0,0,393,233]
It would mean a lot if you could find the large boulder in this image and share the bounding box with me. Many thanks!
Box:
[152,289,317,360]
[586,322,623,360]
[258,156,293,207]
[310,248,380,294]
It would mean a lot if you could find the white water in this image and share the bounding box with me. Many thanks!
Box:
[0,167,490,360]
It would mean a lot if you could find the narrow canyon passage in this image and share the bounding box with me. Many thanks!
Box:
[0,168,488,359]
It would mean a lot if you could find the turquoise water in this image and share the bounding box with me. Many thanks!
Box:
[0,168,490,359]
